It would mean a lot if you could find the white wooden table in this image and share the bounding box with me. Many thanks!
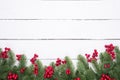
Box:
[0,0,120,65]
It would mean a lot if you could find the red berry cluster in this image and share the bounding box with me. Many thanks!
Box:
[30,54,39,75]
[105,44,115,60]
[100,74,115,80]
[5,47,11,51]
[85,49,98,62]
[20,67,26,73]
[44,66,54,78]
[74,77,81,80]
[0,47,10,59]
[66,68,71,75]
[55,58,66,66]
[30,54,38,64]
[104,63,110,68]
[33,64,39,75]
[7,72,18,80]
[16,54,22,61]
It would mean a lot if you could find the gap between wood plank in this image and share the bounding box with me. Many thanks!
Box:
[0,38,120,40]
[0,18,120,21]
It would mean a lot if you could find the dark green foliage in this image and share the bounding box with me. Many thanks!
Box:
[0,46,120,80]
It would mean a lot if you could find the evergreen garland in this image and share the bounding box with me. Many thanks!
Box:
[0,44,120,80]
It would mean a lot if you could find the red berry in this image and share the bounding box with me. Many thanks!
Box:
[66,68,71,75]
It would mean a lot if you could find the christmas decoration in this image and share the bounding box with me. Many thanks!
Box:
[7,72,18,80]
[105,44,116,60]
[55,58,66,66]
[30,54,39,76]
[85,49,98,62]
[16,54,22,61]
[20,67,26,73]
[0,44,120,80]
[74,77,81,80]
[100,74,115,80]
[66,68,71,75]
[44,66,54,78]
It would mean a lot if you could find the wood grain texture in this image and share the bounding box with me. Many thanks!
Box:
[0,0,120,65]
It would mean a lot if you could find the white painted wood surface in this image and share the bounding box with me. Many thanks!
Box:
[0,0,120,18]
[0,0,120,65]
[0,21,120,39]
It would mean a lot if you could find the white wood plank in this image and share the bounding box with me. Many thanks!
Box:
[0,0,119,18]
[0,40,119,59]
[0,20,120,39]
